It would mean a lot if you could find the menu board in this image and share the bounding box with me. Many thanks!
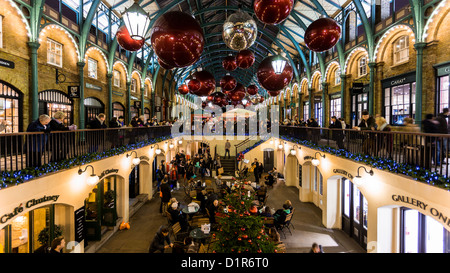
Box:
[74,206,85,243]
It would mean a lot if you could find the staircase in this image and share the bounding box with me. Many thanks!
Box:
[219,156,236,176]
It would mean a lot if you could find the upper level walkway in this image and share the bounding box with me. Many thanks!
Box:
[0,124,449,192]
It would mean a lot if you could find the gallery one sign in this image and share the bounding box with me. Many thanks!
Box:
[0,195,60,224]
[391,194,450,228]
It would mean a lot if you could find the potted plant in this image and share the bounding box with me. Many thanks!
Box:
[35,225,63,252]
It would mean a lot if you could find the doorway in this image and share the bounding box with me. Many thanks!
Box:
[263,148,274,173]
[342,178,368,249]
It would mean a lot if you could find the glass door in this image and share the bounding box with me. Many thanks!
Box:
[342,178,368,249]
[351,93,368,127]
[102,176,117,227]
[400,208,450,253]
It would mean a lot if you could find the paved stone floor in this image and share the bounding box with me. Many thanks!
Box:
[97,177,366,254]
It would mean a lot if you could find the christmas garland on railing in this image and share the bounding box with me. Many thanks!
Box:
[0,135,172,190]
[280,135,450,191]
[240,139,265,155]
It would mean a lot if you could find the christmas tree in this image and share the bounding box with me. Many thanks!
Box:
[211,178,278,253]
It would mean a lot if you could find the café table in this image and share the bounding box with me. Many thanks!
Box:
[182,204,200,220]
[190,227,210,244]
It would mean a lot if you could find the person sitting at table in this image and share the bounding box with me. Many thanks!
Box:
[256,186,267,203]
[260,206,273,218]
[273,204,291,226]
[149,226,173,253]
[284,200,293,212]
[168,201,189,231]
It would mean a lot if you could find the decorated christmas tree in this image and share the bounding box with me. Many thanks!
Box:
[211,178,278,253]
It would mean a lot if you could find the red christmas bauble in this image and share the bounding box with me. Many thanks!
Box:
[236,50,255,69]
[158,58,174,70]
[210,92,227,106]
[116,26,145,51]
[188,79,201,93]
[178,84,189,95]
[304,18,341,52]
[222,55,237,71]
[254,0,294,25]
[246,84,258,96]
[268,90,281,96]
[220,75,237,91]
[150,11,205,68]
[189,70,216,97]
[257,55,293,91]
[229,83,246,101]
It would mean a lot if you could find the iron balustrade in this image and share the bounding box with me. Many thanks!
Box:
[279,125,450,178]
[0,126,172,172]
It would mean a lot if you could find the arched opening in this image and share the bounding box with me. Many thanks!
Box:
[0,203,74,253]
[112,102,125,119]
[152,152,166,196]
[0,80,23,133]
[285,154,300,188]
[84,97,105,127]
[84,175,123,242]
[39,89,73,126]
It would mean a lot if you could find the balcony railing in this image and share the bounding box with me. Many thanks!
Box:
[279,126,450,190]
[0,126,172,188]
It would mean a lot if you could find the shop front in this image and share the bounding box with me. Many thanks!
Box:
[0,196,72,253]
[342,178,368,250]
[85,175,118,242]
[435,61,450,114]
[350,83,369,127]
[381,71,416,126]
[39,89,74,126]
[0,80,22,133]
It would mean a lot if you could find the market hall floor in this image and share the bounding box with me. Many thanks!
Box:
[96,179,366,253]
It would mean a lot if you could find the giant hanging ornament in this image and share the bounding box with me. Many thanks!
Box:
[257,53,293,92]
[158,58,174,70]
[150,11,205,68]
[178,84,189,95]
[116,26,145,51]
[229,83,246,101]
[236,50,255,69]
[210,92,228,107]
[220,74,237,92]
[304,18,341,52]
[246,84,258,96]
[222,10,257,51]
[189,70,216,97]
[253,0,294,25]
[188,78,201,93]
[222,55,238,71]
[268,90,281,97]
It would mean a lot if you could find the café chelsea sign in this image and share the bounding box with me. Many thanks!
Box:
[1,195,60,224]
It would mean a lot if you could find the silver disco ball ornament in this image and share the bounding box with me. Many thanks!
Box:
[249,94,261,104]
[222,10,257,51]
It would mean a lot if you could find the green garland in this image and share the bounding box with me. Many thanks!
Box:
[280,135,450,191]
[0,135,172,190]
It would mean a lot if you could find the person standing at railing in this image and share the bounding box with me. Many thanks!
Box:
[26,114,51,168]
[422,114,440,168]
[225,140,231,159]
[403,118,421,165]
[49,111,76,162]
[87,113,107,153]
[375,117,392,158]
[353,111,376,155]
[306,118,320,144]
[329,116,344,150]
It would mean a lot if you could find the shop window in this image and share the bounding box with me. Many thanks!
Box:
[303,102,309,121]
[438,75,449,114]
[358,56,368,77]
[88,57,98,79]
[47,38,63,67]
[401,208,449,253]
[0,15,3,49]
[39,90,73,126]
[0,81,22,133]
[394,36,409,64]
[314,98,322,126]
[131,78,137,93]
[32,206,50,252]
[145,84,149,96]
[384,82,416,125]
[112,102,124,118]
[335,69,341,85]
[330,96,342,119]
[317,77,322,91]
[113,70,121,87]
[11,213,29,253]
